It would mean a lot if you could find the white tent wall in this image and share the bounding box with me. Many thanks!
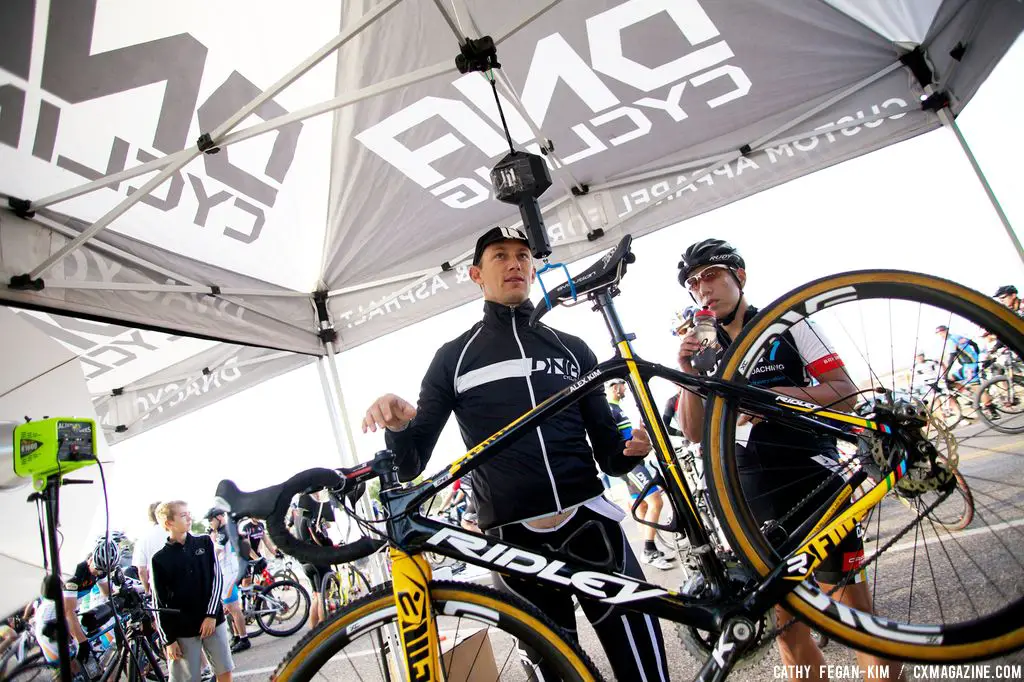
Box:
[0,0,1020,451]
[0,307,108,617]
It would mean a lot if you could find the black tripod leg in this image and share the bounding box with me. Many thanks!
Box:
[137,635,167,682]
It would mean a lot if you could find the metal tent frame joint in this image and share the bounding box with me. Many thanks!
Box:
[571,184,590,197]
[196,133,221,155]
[114,425,128,433]
[111,388,124,397]
[950,42,967,62]
[9,274,44,291]
[455,36,500,74]
[587,228,605,242]
[208,285,222,297]
[8,197,35,219]
[900,46,935,88]
[441,261,454,272]
[921,91,952,112]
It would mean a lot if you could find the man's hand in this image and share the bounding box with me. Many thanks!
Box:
[199,616,216,639]
[166,642,183,660]
[677,330,701,374]
[624,424,652,457]
[362,394,417,433]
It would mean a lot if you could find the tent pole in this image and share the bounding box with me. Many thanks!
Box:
[316,357,349,466]
[937,108,1023,264]
[325,341,360,468]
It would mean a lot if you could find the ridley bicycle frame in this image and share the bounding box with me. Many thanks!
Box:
[324,286,920,682]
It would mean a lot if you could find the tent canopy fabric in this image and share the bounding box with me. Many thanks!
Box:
[1,0,1021,444]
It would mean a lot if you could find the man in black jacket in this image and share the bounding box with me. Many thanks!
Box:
[152,501,234,682]
[362,226,668,681]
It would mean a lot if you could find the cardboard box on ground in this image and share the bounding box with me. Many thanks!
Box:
[388,629,498,682]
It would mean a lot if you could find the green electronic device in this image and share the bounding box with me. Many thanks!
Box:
[11,417,98,490]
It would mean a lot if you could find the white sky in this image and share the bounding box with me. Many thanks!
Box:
[96,38,1024,542]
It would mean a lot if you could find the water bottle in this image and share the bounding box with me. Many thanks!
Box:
[690,307,718,373]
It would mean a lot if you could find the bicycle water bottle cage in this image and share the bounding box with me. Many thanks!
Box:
[536,261,577,311]
[542,520,617,572]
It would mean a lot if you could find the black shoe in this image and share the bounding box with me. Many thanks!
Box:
[231,637,251,654]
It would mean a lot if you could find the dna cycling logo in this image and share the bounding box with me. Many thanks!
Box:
[355,0,752,210]
[426,527,668,604]
[1,0,305,246]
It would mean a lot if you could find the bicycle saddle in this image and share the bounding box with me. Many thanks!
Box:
[530,234,634,327]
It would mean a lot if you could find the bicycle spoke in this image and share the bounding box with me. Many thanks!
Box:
[907,500,923,622]
[921,514,986,619]
[919,513,947,623]
[495,635,518,679]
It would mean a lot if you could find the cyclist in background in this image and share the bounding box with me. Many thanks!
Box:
[606,379,675,569]
[675,238,900,681]
[994,285,1024,317]
[294,491,336,630]
[912,352,941,397]
[33,540,119,673]
[935,325,998,421]
[206,509,251,654]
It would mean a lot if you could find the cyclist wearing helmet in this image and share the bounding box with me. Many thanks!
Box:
[934,326,998,421]
[34,540,117,669]
[206,509,250,654]
[675,238,900,681]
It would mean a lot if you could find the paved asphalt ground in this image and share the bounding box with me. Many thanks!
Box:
[228,424,1023,681]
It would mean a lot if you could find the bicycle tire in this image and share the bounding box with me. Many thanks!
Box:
[256,580,310,637]
[976,375,1024,434]
[928,394,962,430]
[320,572,342,616]
[273,580,600,681]
[5,661,52,681]
[705,270,1024,661]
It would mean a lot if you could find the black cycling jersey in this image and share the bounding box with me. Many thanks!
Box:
[709,305,864,582]
[63,561,105,599]
[296,494,334,546]
[240,519,266,552]
[386,299,634,529]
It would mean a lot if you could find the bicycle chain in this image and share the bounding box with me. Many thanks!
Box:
[762,486,953,642]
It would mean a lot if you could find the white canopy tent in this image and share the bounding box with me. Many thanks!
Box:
[0,0,1021,455]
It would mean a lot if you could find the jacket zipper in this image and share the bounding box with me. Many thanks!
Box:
[510,306,563,511]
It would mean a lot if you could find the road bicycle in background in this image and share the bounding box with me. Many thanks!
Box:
[214,236,1024,681]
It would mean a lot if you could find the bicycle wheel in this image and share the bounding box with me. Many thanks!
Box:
[976,375,1024,434]
[321,572,343,616]
[273,581,600,681]
[705,270,1024,661]
[928,394,962,429]
[256,580,310,637]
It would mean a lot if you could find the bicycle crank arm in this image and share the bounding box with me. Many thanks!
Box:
[694,617,757,682]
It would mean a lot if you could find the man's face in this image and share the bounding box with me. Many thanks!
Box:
[165,505,192,534]
[607,381,626,400]
[998,293,1017,309]
[686,264,744,318]
[209,514,223,531]
[469,240,535,305]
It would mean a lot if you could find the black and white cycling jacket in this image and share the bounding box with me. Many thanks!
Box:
[386,300,636,529]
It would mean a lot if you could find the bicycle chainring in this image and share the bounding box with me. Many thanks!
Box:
[676,562,776,670]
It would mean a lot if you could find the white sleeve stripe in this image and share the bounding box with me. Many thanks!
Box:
[790,320,839,368]
[453,326,483,394]
[208,543,223,615]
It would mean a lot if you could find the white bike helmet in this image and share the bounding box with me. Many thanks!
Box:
[92,538,121,572]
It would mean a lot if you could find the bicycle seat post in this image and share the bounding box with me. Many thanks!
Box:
[593,289,633,350]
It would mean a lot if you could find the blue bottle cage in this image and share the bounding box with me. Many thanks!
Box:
[536,260,577,310]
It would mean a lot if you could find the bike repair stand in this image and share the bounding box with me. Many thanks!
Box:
[28,474,90,682]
